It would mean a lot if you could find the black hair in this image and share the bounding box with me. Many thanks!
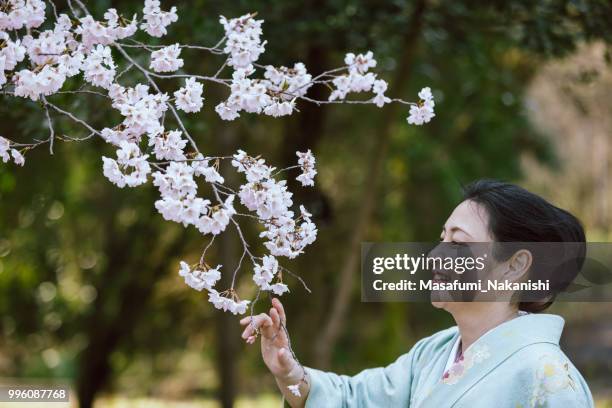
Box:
[462,179,586,313]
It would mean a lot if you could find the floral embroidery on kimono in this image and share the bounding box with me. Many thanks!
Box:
[442,344,491,385]
[529,354,577,407]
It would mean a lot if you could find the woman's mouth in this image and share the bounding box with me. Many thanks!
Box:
[432,272,450,283]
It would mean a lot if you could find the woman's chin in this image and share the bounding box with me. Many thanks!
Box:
[431,300,446,309]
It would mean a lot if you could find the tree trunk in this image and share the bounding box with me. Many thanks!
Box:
[214,128,239,408]
[281,41,334,223]
[76,218,186,408]
[313,0,429,368]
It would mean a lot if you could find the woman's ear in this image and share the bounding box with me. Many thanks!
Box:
[506,249,533,281]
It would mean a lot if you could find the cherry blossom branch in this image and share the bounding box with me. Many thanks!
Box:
[44,101,103,137]
[0,2,434,327]
[0,3,438,395]
[41,96,55,154]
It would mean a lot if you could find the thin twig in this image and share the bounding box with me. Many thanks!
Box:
[42,96,55,154]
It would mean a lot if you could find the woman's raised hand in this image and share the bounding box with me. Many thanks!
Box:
[239,298,303,384]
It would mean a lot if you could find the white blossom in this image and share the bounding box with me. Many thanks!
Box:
[296,150,316,187]
[220,13,265,70]
[83,45,116,89]
[141,0,178,38]
[148,129,187,161]
[407,87,435,125]
[287,384,301,397]
[263,101,294,117]
[174,78,204,113]
[231,150,274,183]
[107,83,169,141]
[0,56,6,87]
[3,33,29,67]
[196,195,236,235]
[263,62,312,101]
[150,44,183,73]
[192,155,224,184]
[328,71,376,101]
[0,0,46,31]
[372,79,391,107]
[345,51,376,74]
[13,65,66,101]
[269,283,289,296]
[215,101,240,121]
[253,255,278,289]
[152,161,212,227]
[11,149,24,166]
[102,141,151,188]
[0,136,11,162]
[76,10,137,50]
[207,289,250,315]
[179,261,221,291]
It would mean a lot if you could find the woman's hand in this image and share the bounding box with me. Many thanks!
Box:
[240,298,309,407]
[240,298,302,382]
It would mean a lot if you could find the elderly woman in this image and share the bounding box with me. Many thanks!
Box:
[240,179,594,408]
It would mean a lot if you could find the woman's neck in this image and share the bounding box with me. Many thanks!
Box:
[451,303,518,353]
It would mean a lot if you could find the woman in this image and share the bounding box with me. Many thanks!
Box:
[240,179,594,407]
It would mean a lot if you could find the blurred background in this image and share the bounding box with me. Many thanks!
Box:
[1,0,612,407]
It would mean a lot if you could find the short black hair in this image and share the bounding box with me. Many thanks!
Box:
[462,179,586,312]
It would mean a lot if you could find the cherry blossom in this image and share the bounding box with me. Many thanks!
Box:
[83,45,116,89]
[102,141,151,188]
[0,0,46,31]
[287,384,301,397]
[407,87,436,125]
[220,13,265,70]
[196,195,236,235]
[179,262,221,291]
[11,148,24,166]
[0,136,11,162]
[150,43,184,73]
[174,78,204,113]
[192,155,225,184]
[208,289,250,315]
[296,150,316,187]
[345,51,377,74]
[141,0,178,38]
[253,255,279,288]
[77,10,137,50]
[149,129,187,161]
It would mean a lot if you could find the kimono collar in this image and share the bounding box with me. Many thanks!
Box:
[420,313,565,408]
[470,313,564,347]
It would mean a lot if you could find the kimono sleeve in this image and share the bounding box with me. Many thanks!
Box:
[304,338,428,408]
[536,384,594,408]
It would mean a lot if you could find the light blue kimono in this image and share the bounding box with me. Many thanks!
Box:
[305,314,593,407]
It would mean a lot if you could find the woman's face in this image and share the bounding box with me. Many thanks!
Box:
[439,199,493,244]
[431,199,495,310]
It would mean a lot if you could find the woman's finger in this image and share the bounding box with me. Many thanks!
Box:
[241,313,272,340]
[270,307,280,330]
[269,307,289,345]
[272,298,286,325]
